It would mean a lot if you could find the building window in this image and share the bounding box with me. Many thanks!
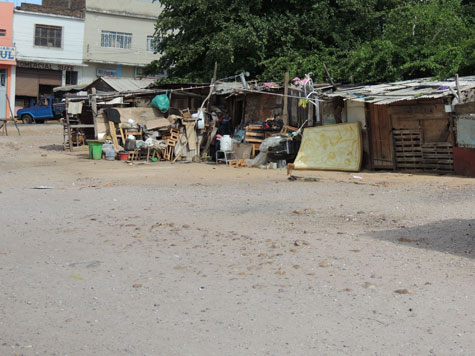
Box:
[35,24,62,48]
[101,31,132,49]
[0,69,6,87]
[147,36,154,51]
[66,71,78,85]
[0,29,6,37]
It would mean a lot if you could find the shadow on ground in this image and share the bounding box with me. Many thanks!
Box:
[77,153,91,160]
[367,219,475,259]
[40,144,65,151]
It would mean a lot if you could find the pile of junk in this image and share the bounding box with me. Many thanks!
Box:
[70,87,304,169]
[215,117,304,169]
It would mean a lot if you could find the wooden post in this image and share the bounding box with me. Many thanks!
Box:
[323,64,335,86]
[389,114,397,171]
[6,94,20,136]
[449,113,456,146]
[364,103,374,170]
[198,62,218,159]
[213,61,218,82]
[455,74,462,104]
[108,121,119,150]
[282,71,289,125]
[90,88,98,139]
[65,98,73,152]
[207,61,218,114]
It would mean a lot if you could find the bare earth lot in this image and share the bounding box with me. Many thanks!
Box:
[1,124,475,356]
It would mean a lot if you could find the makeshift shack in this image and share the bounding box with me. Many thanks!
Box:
[62,76,319,166]
[323,76,475,172]
[63,84,213,161]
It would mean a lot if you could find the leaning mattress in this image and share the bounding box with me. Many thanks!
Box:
[294,122,362,172]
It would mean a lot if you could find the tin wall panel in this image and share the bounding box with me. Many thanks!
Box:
[456,116,475,148]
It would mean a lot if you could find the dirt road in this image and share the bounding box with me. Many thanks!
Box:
[1,124,475,356]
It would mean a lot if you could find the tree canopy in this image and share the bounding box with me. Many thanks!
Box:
[145,0,475,84]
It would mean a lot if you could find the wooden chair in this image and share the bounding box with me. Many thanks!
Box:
[245,124,265,158]
[124,127,143,140]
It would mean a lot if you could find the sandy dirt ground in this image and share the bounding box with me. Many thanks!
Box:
[1,124,475,356]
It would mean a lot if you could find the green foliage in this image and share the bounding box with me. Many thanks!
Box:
[372,0,474,80]
[146,0,475,84]
[341,40,400,83]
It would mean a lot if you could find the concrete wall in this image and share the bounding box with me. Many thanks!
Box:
[0,2,14,47]
[83,0,162,76]
[44,0,85,11]
[343,100,367,129]
[86,0,162,17]
[19,0,85,18]
[0,2,15,118]
[81,63,136,84]
[83,11,160,68]
[14,10,85,66]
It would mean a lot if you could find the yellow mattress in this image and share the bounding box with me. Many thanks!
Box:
[294,122,362,171]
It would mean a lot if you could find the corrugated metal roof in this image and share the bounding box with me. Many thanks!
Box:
[215,82,246,94]
[100,78,157,92]
[326,76,475,105]
[54,82,91,93]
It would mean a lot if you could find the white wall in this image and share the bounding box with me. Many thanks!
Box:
[13,10,84,66]
[10,66,16,108]
[343,100,367,128]
[83,11,159,67]
[81,63,137,84]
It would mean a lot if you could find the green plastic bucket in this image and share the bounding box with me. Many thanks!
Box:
[88,141,104,160]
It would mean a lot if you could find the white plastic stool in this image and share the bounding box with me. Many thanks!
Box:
[216,150,236,165]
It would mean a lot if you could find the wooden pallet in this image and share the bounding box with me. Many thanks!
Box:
[393,130,453,172]
[129,150,148,161]
[393,129,423,169]
[421,142,454,172]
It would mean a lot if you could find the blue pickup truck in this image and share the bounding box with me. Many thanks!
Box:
[17,96,66,124]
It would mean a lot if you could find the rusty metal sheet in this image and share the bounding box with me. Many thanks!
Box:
[453,147,475,177]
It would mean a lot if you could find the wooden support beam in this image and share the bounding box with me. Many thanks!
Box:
[90,88,98,139]
[207,61,218,114]
[6,94,20,136]
[65,98,73,152]
[455,74,462,103]
[282,71,289,125]
[109,121,119,150]
[323,64,335,86]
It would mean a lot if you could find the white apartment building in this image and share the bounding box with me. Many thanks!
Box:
[11,0,163,112]
[12,7,85,110]
[82,0,163,83]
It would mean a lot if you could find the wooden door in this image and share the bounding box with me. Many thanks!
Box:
[368,104,394,169]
